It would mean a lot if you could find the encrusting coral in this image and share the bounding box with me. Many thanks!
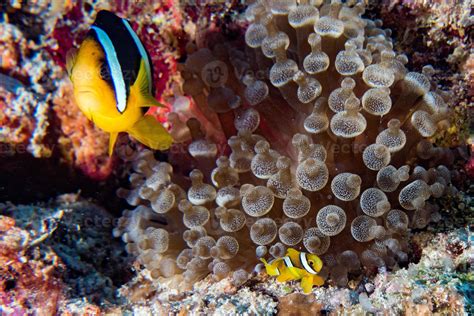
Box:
[0,215,63,314]
[113,0,463,290]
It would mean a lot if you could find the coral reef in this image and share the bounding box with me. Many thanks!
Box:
[114,228,472,314]
[2,199,470,314]
[0,20,59,158]
[0,1,111,172]
[0,196,132,313]
[114,0,467,291]
[372,0,472,152]
[0,214,64,315]
[0,0,471,314]
[372,0,473,183]
[377,0,472,69]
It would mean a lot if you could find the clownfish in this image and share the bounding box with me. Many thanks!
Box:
[260,248,324,294]
[66,10,173,155]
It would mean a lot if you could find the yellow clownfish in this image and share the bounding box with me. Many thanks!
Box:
[66,10,173,155]
[260,248,324,294]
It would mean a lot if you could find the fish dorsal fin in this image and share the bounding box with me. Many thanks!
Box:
[66,48,78,77]
[286,248,301,265]
[131,59,162,108]
[121,18,153,94]
[286,248,299,256]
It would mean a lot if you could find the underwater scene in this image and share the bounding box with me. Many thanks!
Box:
[0,0,473,314]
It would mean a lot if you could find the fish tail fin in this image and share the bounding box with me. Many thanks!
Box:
[131,59,163,108]
[109,132,119,156]
[260,258,279,276]
[127,115,173,151]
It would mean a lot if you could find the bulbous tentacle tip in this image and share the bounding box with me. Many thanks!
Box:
[111,0,460,291]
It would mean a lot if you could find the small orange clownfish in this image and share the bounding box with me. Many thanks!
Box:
[260,248,324,294]
[66,10,173,155]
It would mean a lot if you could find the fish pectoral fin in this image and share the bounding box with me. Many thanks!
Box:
[312,275,325,286]
[301,276,313,294]
[288,266,306,278]
[66,48,78,77]
[131,59,162,108]
[276,270,295,283]
[108,132,118,156]
[127,115,173,151]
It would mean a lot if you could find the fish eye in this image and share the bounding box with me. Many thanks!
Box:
[308,260,314,265]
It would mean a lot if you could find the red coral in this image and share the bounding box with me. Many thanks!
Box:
[0,216,64,315]
[53,84,114,180]
[46,2,88,68]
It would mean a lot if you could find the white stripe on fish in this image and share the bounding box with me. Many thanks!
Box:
[300,251,318,275]
[91,26,127,113]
